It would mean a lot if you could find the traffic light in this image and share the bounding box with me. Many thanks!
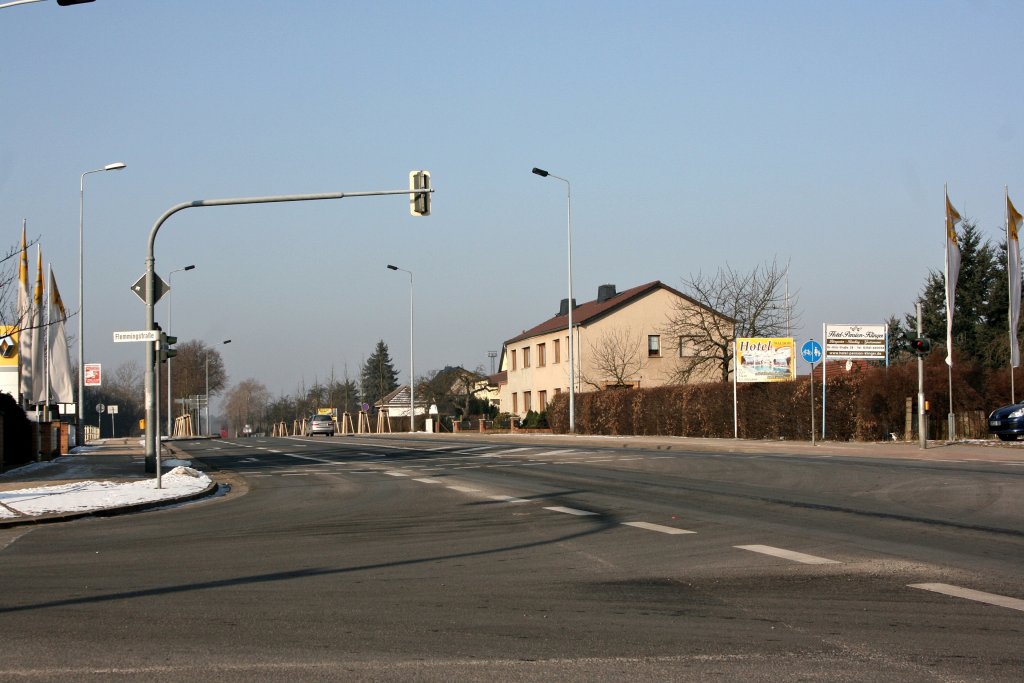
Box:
[409,170,431,216]
[159,333,178,363]
[907,337,932,356]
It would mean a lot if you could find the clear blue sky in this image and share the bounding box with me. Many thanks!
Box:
[2,1,1022,399]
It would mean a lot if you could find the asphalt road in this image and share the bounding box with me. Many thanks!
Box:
[0,434,1021,681]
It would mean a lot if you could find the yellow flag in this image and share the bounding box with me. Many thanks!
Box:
[1010,195,1023,241]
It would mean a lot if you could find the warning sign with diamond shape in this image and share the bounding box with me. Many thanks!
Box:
[131,273,170,305]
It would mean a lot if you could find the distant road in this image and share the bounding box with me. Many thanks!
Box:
[0,434,1020,681]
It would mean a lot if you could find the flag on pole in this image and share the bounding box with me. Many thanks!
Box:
[48,268,75,404]
[17,225,32,403]
[31,246,45,404]
[1009,193,1024,368]
[944,189,962,367]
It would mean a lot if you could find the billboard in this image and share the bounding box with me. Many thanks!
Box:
[824,324,887,360]
[736,337,795,383]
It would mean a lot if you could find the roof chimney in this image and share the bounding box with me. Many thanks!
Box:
[597,284,617,303]
[558,298,577,316]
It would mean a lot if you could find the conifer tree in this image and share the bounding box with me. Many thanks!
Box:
[359,340,399,407]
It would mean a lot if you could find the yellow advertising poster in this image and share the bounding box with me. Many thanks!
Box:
[736,337,795,383]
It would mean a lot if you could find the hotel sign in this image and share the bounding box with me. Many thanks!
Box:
[824,324,887,360]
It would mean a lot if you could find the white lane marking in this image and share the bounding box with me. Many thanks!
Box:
[447,486,480,493]
[454,446,494,453]
[384,471,409,477]
[533,449,578,457]
[622,521,696,535]
[735,544,840,565]
[488,448,534,456]
[909,583,1024,612]
[413,478,442,484]
[489,495,528,504]
[582,458,615,462]
[544,506,599,516]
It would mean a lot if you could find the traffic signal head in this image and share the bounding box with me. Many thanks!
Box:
[908,337,932,355]
[159,333,178,363]
[409,170,431,216]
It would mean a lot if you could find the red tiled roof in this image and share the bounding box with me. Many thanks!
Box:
[504,280,734,346]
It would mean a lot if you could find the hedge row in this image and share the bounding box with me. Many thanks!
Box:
[546,353,1006,441]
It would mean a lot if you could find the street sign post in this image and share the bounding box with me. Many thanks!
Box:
[801,340,822,446]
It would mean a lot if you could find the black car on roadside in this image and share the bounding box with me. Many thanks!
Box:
[987,403,1024,441]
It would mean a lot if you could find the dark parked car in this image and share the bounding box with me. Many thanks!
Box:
[987,403,1024,441]
[306,414,335,437]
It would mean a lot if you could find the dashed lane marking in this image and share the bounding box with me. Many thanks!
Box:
[413,478,442,484]
[735,544,840,565]
[622,521,696,535]
[446,486,480,493]
[384,471,409,477]
[544,506,599,517]
[909,583,1024,612]
[489,495,528,504]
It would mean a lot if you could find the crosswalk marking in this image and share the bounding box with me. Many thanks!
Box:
[909,583,1024,612]
[735,544,840,565]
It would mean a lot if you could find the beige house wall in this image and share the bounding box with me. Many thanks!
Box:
[499,287,727,417]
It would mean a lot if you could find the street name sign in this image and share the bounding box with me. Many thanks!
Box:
[113,330,160,343]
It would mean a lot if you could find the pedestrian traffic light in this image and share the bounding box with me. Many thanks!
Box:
[907,337,932,356]
[159,333,178,363]
[409,170,431,216]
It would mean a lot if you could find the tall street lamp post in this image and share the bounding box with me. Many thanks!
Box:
[206,340,231,436]
[166,264,195,436]
[531,167,575,433]
[387,265,414,432]
[78,161,126,430]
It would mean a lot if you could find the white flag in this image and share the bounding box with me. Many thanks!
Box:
[17,226,32,402]
[944,190,961,367]
[30,246,45,404]
[48,269,75,404]
[1009,194,1023,368]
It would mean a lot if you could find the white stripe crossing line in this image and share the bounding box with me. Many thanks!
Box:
[384,471,409,477]
[622,521,696,535]
[533,449,579,457]
[413,478,442,484]
[909,583,1024,612]
[735,544,841,565]
[544,506,599,516]
[447,486,480,493]
[489,495,528,504]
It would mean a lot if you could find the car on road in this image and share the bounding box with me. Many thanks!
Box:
[987,402,1024,441]
[306,414,335,437]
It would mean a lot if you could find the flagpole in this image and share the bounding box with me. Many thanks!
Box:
[945,184,955,441]
[43,263,50,422]
[1007,184,1015,405]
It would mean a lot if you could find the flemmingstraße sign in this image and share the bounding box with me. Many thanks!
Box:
[824,324,887,360]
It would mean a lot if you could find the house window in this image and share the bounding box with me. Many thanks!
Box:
[554,387,562,396]
[537,343,546,367]
[523,346,531,368]
[511,349,517,371]
[648,335,661,357]
[539,390,547,410]
[524,391,532,412]
[553,338,561,363]
[512,392,518,413]
[678,336,690,357]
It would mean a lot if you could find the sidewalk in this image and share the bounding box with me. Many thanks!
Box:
[0,438,217,528]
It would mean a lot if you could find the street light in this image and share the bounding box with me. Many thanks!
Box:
[166,264,195,436]
[206,339,231,436]
[387,264,415,432]
[531,167,575,433]
[78,161,126,431]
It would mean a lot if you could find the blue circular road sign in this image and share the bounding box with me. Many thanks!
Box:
[801,340,823,364]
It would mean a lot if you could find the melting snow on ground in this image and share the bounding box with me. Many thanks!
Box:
[0,466,212,519]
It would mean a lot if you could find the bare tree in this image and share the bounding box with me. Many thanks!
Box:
[163,340,228,414]
[665,258,798,383]
[580,327,648,389]
[223,378,271,435]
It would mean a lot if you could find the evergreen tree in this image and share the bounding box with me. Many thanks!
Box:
[359,340,399,407]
